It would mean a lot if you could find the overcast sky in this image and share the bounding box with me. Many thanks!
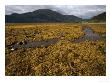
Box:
[5,5,106,19]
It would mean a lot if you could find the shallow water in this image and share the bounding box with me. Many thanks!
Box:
[73,27,103,43]
[10,38,59,50]
[9,27,105,50]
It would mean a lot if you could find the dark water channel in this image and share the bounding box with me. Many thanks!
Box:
[73,27,105,43]
[8,27,105,50]
[9,38,59,50]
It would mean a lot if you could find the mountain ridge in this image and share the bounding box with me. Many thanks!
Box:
[5,9,82,23]
[90,12,106,22]
[5,9,106,23]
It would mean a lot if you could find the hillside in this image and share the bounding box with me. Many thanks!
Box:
[90,12,106,22]
[5,9,82,23]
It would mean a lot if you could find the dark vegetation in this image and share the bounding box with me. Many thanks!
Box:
[87,12,106,22]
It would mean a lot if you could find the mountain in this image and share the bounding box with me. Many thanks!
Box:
[5,9,82,23]
[90,12,106,22]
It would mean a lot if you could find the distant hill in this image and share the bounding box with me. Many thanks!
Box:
[5,9,82,23]
[90,12,106,22]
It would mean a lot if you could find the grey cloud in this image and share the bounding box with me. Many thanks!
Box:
[5,5,106,19]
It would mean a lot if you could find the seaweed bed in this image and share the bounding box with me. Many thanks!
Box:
[5,23,106,76]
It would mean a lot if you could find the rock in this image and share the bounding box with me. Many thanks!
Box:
[11,47,15,51]
[19,42,23,45]
[24,41,27,44]
[19,41,27,45]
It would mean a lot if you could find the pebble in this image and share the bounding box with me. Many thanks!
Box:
[11,48,15,51]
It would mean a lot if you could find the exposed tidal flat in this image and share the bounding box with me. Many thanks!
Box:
[5,23,106,76]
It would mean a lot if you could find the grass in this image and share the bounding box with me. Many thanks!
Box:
[5,23,106,76]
